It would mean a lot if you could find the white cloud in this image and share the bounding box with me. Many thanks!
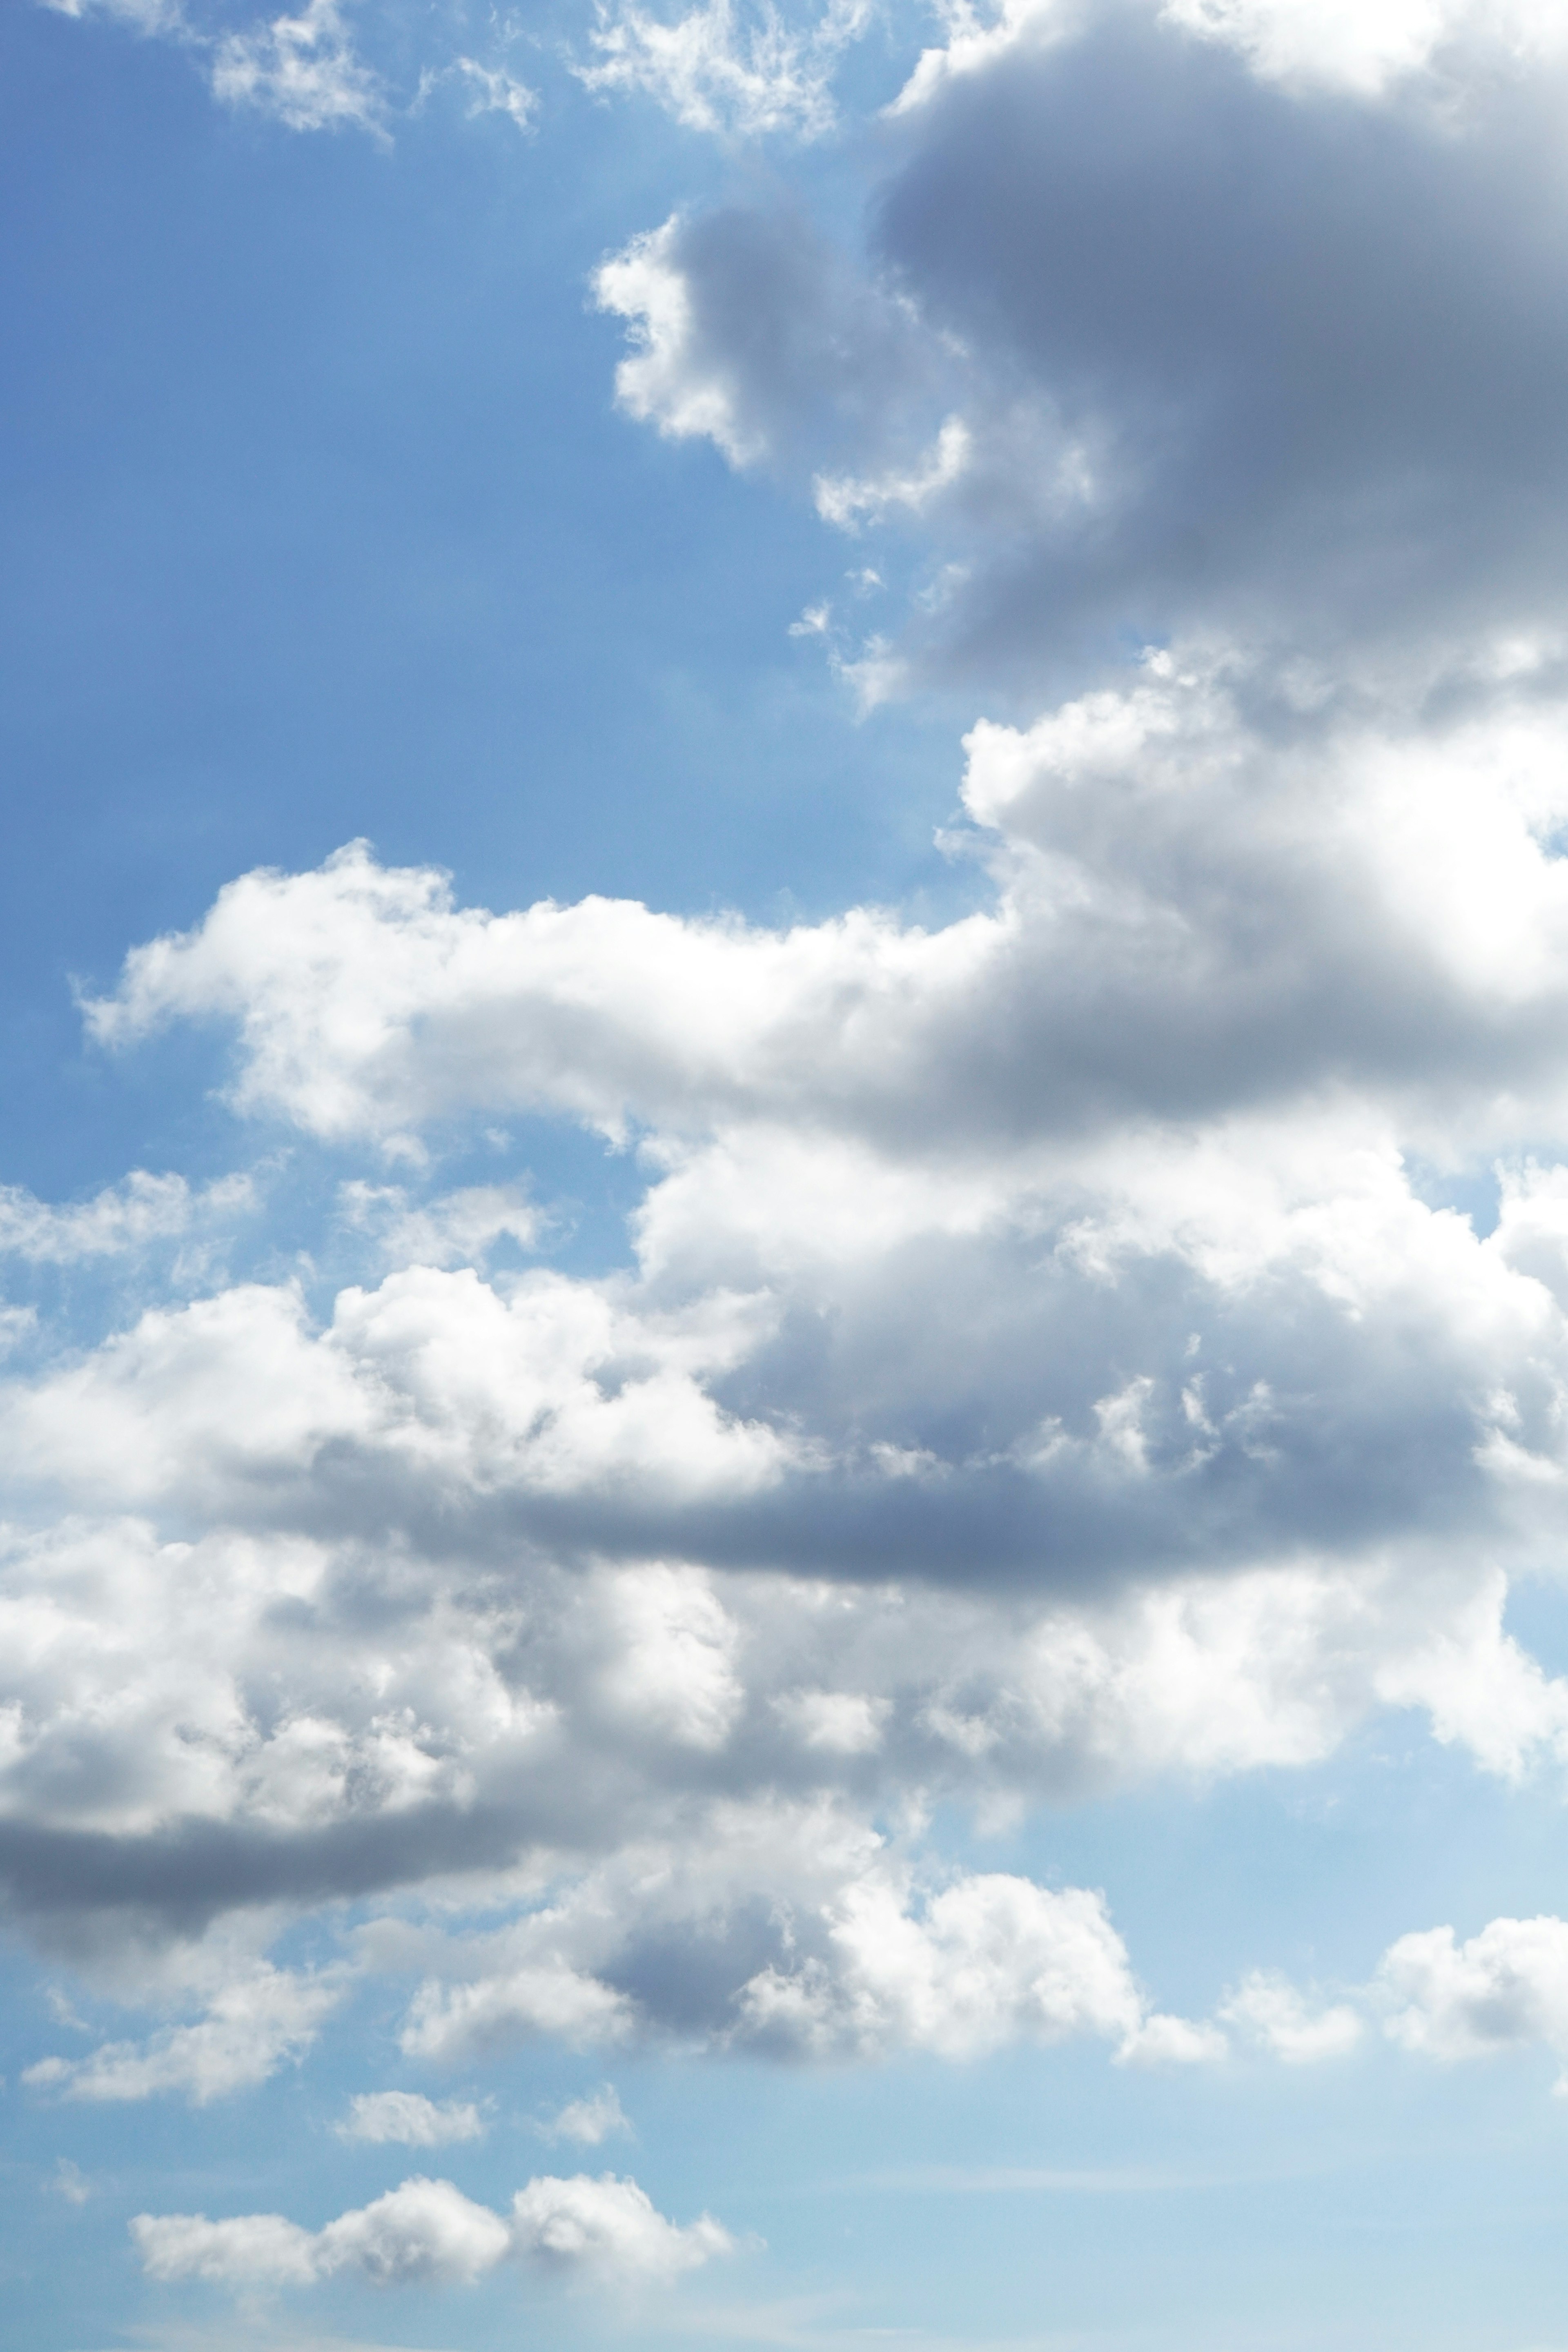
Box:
[23,1966,342,2104]
[400,1965,637,2063]
[814,417,972,531]
[1377,1918,1568,2073]
[0,1170,251,1263]
[337,1178,541,1268]
[578,0,869,140]
[132,2170,734,2290]
[336,2091,487,2146]
[773,1689,889,1754]
[536,2085,632,2144]
[1219,1971,1363,2063]
[315,2176,514,2285]
[450,56,537,131]
[209,0,385,135]
[511,2171,734,2278]
[1158,0,1568,97]
[134,2206,322,2285]
[593,5,1568,699]
[735,1865,1216,2063]
[40,0,184,28]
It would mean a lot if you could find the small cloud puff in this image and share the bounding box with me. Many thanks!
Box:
[536,2086,633,2145]
[336,2091,488,2147]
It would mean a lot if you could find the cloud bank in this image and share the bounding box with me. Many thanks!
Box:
[132,2170,734,2289]
[20,0,1568,2266]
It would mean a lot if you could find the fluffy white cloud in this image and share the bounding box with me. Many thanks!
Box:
[131,2170,734,2290]
[85,653,1568,1164]
[337,2091,487,2146]
[510,2171,733,2277]
[735,1867,1217,2062]
[1376,1918,1568,2074]
[1158,0,1568,96]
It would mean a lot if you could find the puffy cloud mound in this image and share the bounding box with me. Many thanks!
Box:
[596,1,1568,693]
[131,2170,734,2290]
[1378,1917,1568,2074]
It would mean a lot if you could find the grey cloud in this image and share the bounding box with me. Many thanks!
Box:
[874,8,1568,677]
[602,2,1568,694]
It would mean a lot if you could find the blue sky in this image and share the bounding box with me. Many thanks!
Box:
[9,2,1568,2348]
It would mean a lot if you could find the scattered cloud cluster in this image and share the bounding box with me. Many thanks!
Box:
[25,0,1568,2278]
[37,0,538,141]
[132,2169,733,2288]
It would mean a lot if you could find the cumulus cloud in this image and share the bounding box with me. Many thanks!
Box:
[1216,1911,1568,2094]
[132,2170,734,2290]
[735,1867,1216,2062]
[61,655,1568,1617]
[590,1,1568,695]
[1376,1917,1568,2078]
[29,0,1568,2152]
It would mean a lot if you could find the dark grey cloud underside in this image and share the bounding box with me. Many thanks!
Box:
[867,8,1568,682]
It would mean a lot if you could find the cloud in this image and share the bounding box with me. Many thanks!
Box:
[1218,1971,1363,2062]
[510,2171,734,2278]
[132,2171,735,2290]
[384,1820,1216,2068]
[590,2,1568,697]
[536,2086,632,2145]
[400,1965,638,2062]
[1158,0,1568,98]
[60,659,1568,1619]
[1209,1910,1568,2093]
[87,652,1568,1164]
[578,0,869,139]
[1376,1917,1568,2076]
[449,57,537,131]
[735,1867,1216,2062]
[23,1966,342,2103]
[336,1179,541,1269]
[594,210,947,475]
[0,1171,252,1265]
[208,0,385,134]
[336,2091,487,2146]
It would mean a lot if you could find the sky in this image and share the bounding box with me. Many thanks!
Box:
[9,0,1568,2346]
